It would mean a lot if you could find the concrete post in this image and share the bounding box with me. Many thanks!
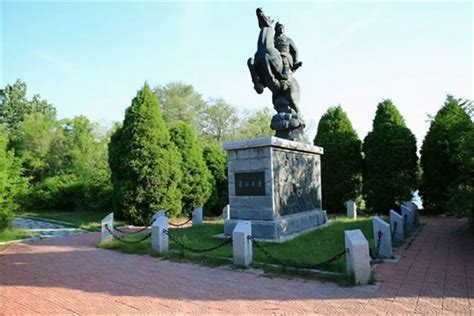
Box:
[222,204,230,221]
[152,209,166,224]
[152,215,169,253]
[401,205,414,235]
[345,229,371,285]
[232,220,252,266]
[192,207,203,226]
[101,212,114,242]
[372,216,393,258]
[346,200,357,219]
[389,209,404,242]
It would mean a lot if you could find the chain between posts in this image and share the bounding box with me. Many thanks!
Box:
[248,235,348,270]
[370,230,383,259]
[113,226,148,235]
[168,218,192,227]
[104,224,152,244]
[391,221,398,240]
[163,229,232,253]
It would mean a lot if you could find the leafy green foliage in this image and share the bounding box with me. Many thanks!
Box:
[201,98,239,141]
[362,100,418,213]
[202,142,228,216]
[0,79,56,135]
[170,121,212,214]
[109,83,183,224]
[154,82,207,131]
[421,95,474,211]
[314,106,362,213]
[235,107,274,140]
[0,127,27,230]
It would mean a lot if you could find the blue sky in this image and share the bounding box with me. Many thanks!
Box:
[2,1,473,146]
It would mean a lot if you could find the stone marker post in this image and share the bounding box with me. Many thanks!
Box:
[192,207,203,226]
[222,204,230,221]
[101,212,114,242]
[401,205,414,235]
[372,216,393,258]
[389,209,404,242]
[344,229,371,285]
[403,201,420,226]
[152,209,165,224]
[152,215,169,253]
[346,200,357,219]
[233,220,252,266]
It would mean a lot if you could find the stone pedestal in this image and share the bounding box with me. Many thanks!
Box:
[346,200,357,219]
[223,137,326,242]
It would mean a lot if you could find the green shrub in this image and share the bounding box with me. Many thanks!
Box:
[170,121,212,215]
[202,143,228,216]
[0,127,26,230]
[362,100,418,213]
[420,95,474,211]
[314,106,362,213]
[20,174,112,212]
[108,83,183,224]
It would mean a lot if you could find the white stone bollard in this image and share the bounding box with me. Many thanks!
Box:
[345,229,371,285]
[192,207,203,225]
[401,205,414,234]
[389,209,404,242]
[152,215,169,253]
[232,220,252,266]
[346,200,357,219]
[372,216,393,258]
[152,209,166,224]
[101,212,114,242]
[222,204,230,220]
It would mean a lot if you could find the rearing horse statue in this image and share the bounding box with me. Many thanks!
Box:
[247,8,284,94]
[247,8,305,142]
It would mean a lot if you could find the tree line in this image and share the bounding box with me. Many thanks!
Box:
[315,97,473,223]
[0,79,473,229]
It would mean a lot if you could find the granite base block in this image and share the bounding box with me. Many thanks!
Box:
[224,209,327,242]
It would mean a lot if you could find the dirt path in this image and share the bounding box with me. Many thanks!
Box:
[1,217,472,314]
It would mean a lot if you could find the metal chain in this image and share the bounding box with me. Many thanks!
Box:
[248,235,348,270]
[391,221,398,240]
[104,224,152,244]
[168,218,192,227]
[163,229,232,253]
[113,226,148,235]
[370,230,383,259]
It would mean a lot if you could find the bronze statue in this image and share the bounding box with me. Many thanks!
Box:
[247,8,305,142]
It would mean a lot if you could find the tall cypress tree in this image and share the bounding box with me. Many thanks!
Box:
[170,121,212,215]
[363,100,418,213]
[108,83,183,224]
[314,106,362,213]
[420,95,474,211]
[203,142,228,216]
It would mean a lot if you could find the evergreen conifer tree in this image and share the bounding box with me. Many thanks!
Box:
[420,95,474,211]
[363,100,418,213]
[108,83,183,224]
[202,143,228,216]
[314,106,362,213]
[170,121,212,215]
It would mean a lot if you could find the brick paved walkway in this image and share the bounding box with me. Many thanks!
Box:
[1,217,473,314]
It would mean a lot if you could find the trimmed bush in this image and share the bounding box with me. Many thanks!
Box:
[108,83,183,224]
[314,106,362,213]
[170,122,212,215]
[362,100,418,213]
[0,127,25,230]
[202,143,228,216]
[420,95,474,211]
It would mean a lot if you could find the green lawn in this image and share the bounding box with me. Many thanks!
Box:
[16,210,128,231]
[0,227,32,242]
[99,217,381,277]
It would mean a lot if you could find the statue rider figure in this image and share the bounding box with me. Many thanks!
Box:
[274,22,303,84]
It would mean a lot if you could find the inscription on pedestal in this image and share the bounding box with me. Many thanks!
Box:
[235,172,265,196]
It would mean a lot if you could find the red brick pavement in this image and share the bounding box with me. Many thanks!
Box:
[1,216,473,314]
